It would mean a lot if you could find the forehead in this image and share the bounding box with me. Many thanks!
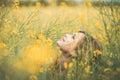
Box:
[78,31,86,34]
[74,32,85,36]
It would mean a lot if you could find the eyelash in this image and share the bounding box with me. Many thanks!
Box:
[72,34,76,39]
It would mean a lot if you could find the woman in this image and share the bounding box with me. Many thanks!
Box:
[56,31,102,71]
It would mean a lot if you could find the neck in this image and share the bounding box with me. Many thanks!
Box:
[70,50,77,57]
[63,52,72,58]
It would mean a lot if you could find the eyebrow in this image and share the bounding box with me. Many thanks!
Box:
[78,31,86,34]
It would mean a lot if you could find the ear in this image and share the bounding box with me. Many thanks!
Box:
[92,38,102,50]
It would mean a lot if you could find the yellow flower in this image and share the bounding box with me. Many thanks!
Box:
[47,67,51,71]
[90,71,93,74]
[86,2,92,7]
[30,75,38,80]
[46,38,52,46]
[77,17,83,23]
[58,50,62,55]
[85,0,92,7]
[79,61,84,67]
[85,66,90,73]
[118,26,120,30]
[72,59,76,62]
[64,62,68,69]
[12,30,19,35]
[60,2,68,8]
[0,43,6,49]
[107,26,111,30]
[38,33,45,40]
[35,2,41,7]
[116,67,120,72]
[39,67,44,73]
[14,1,19,9]
[104,68,112,72]
[5,75,9,80]
[97,34,104,42]
[35,40,41,45]
[95,22,103,30]
[27,30,35,38]
[68,62,73,68]
[4,19,9,23]
[94,50,102,56]
[107,60,113,66]
[67,73,70,78]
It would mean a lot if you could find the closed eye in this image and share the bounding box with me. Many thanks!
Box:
[72,34,76,39]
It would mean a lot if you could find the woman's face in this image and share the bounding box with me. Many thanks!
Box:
[57,32,85,53]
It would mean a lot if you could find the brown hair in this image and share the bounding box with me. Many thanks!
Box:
[56,31,102,72]
[76,31,102,65]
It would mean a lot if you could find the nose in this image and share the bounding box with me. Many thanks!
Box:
[57,40,61,46]
[65,34,71,38]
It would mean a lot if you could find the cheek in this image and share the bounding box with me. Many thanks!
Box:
[70,42,78,50]
[61,42,78,52]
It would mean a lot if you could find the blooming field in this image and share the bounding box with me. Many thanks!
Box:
[0,1,120,80]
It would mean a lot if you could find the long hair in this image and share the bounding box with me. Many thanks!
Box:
[56,31,102,72]
[76,31,102,65]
